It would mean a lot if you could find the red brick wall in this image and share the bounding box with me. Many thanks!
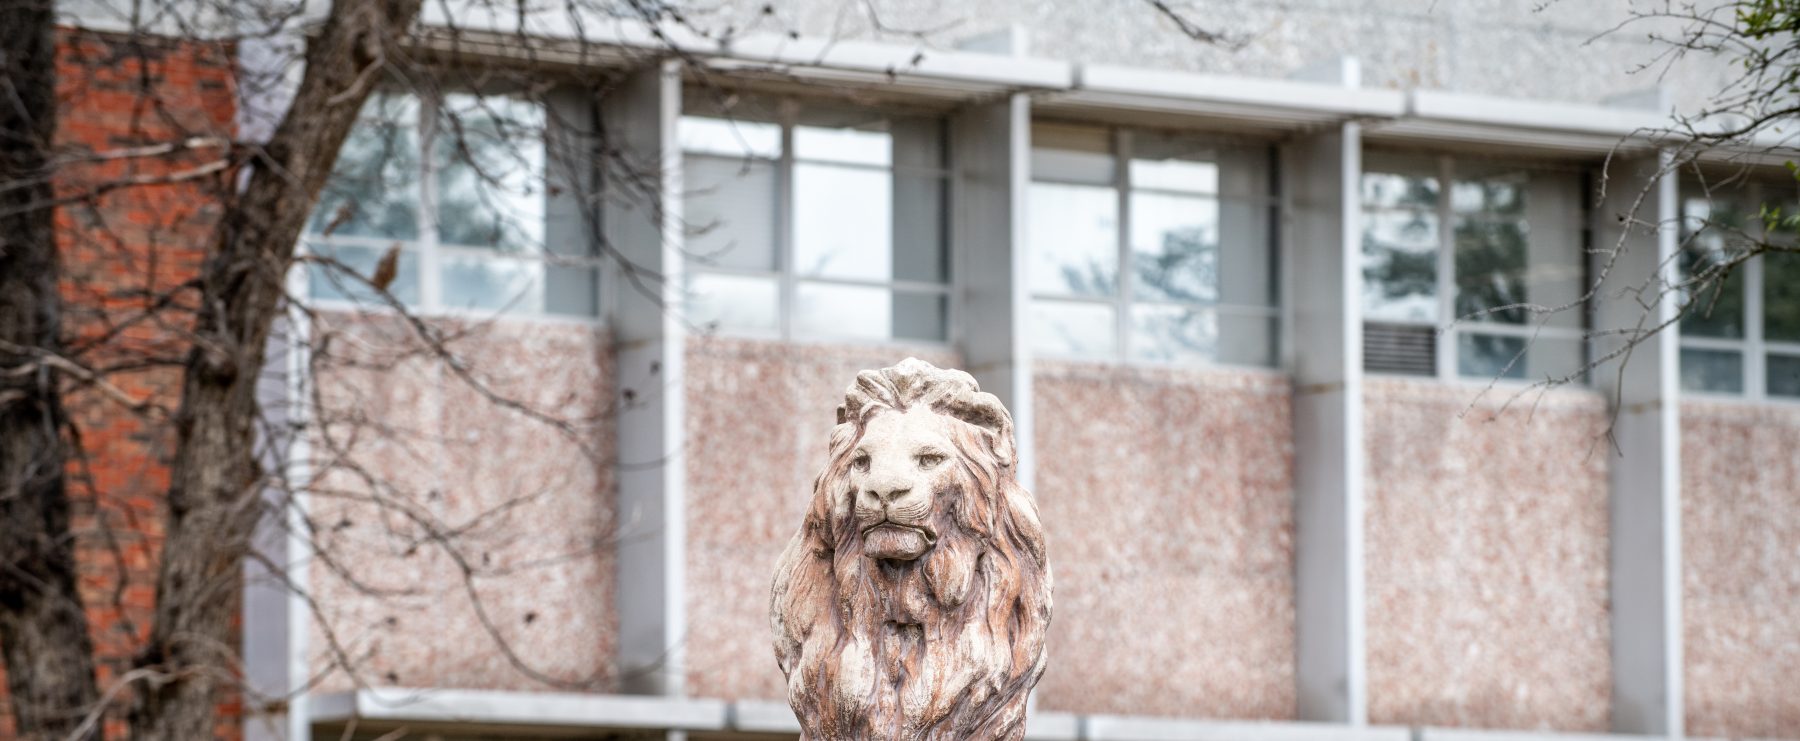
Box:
[0,27,234,740]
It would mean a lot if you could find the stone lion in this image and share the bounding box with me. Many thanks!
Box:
[771,358,1052,740]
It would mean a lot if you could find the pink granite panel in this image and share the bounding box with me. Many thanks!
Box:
[1364,378,1610,731]
[1030,361,1296,720]
[1681,401,1800,739]
[683,336,960,700]
[308,312,616,692]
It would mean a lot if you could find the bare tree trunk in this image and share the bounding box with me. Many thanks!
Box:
[126,1,422,737]
[0,1,106,739]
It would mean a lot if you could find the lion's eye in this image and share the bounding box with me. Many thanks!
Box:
[851,454,870,472]
[916,453,946,469]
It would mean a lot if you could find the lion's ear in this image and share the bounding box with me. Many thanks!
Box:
[948,390,1016,468]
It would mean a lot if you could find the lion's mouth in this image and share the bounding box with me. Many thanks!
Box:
[862,523,935,561]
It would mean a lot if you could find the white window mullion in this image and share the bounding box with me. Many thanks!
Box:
[777,100,798,341]
[1115,128,1134,360]
[419,91,444,312]
[1747,181,1769,400]
[1435,156,1457,380]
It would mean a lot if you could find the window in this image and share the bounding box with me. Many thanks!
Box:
[305,91,598,317]
[678,98,951,343]
[1361,155,1587,382]
[1027,123,1278,365]
[1678,178,1800,400]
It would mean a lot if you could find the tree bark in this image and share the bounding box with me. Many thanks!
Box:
[0,1,106,739]
[126,0,422,737]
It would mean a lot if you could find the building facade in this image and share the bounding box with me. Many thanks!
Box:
[30,2,1800,741]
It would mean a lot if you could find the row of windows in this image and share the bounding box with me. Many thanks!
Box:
[1678,180,1800,400]
[303,91,1800,400]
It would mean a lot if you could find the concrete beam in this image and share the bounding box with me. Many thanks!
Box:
[1591,153,1683,736]
[1283,92,1368,721]
[604,59,689,701]
[950,92,1036,491]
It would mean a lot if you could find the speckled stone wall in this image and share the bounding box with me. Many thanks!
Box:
[307,312,616,692]
[1363,378,1611,731]
[691,1,1735,114]
[1682,401,1800,739]
[1030,361,1296,719]
[682,336,960,700]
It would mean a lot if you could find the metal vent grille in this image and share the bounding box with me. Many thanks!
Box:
[1363,322,1436,376]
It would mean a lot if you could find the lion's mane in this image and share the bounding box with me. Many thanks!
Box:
[771,358,1052,741]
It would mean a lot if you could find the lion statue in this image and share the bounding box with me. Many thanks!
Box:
[771,358,1052,740]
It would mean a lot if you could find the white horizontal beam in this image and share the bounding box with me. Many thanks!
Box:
[310,688,729,732]
[1418,728,1706,741]
[1075,64,1408,118]
[1084,716,1410,741]
[1408,89,1668,137]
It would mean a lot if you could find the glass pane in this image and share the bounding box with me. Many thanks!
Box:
[793,164,893,281]
[1680,347,1744,394]
[1764,251,1800,342]
[794,125,891,166]
[684,156,779,271]
[308,93,420,241]
[1032,148,1115,184]
[1130,157,1218,194]
[1362,172,1438,210]
[440,252,546,313]
[1130,132,1220,194]
[678,116,781,158]
[1677,243,1746,338]
[1455,218,1530,324]
[686,272,778,333]
[1130,304,1218,362]
[1030,182,1118,297]
[434,94,547,253]
[1457,332,1527,380]
[1768,353,1800,398]
[1362,209,1440,322]
[893,291,949,342]
[794,282,891,340]
[1032,300,1115,358]
[306,241,421,306]
[1452,173,1526,216]
[892,172,948,283]
[1130,192,1219,303]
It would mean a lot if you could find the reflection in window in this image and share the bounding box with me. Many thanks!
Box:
[1028,123,1277,366]
[1769,353,1800,398]
[1360,160,1586,382]
[678,104,950,342]
[1677,182,1800,399]
[1681,348,1744,394]
[1028,183,1118,297]
[304,91,596,317]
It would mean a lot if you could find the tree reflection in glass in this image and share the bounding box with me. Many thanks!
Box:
[434,94,546,253]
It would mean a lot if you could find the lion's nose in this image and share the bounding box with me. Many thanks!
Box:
[871,486,912,503]
[863,473,913,504]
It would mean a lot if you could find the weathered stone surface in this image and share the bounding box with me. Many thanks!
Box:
[771,358,1052,740]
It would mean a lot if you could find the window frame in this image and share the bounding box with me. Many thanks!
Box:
[679,97,958,347]
[1677,178,1800,403]
[302,88,603,323]
[1027,125,1282,367]
[1360,153,1591,384]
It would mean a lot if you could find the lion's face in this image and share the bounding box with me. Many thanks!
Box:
[847,406,959,562]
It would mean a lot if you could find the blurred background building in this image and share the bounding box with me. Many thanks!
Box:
[37,1,1800,740]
